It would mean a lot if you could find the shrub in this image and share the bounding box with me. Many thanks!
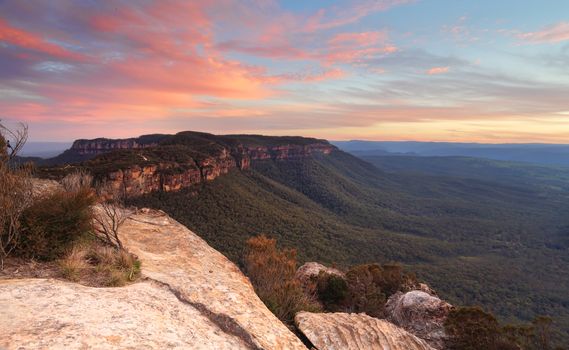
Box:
[373,263,416,296]
[344,264,386,317]
[244,235,321,324]
[58,241,141,287]
[61,169,93,192]
[444,306,503,350]
[316,272,349,310]
[93,181,132,249]
[0,122,32,269]
[18,188,96,260]
[58,245,89,281]
[0,163,33,268]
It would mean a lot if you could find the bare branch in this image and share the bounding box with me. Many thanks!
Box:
[93,181,132,249]
[0,122,28,159]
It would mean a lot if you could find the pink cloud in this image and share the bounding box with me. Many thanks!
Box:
[517,22,569,44]
[323,46,398,64]
[0,18,83,60]
[305,0,414,32]
[427,66,450,75]
[329,31,387,47]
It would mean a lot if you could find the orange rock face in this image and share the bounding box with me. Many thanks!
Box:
[83,137,336,198]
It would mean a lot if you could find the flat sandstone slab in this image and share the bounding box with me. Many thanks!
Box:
[295,312,434,350]
[0,279,250,349]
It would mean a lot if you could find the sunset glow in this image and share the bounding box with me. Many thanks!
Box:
[1,0,569,142]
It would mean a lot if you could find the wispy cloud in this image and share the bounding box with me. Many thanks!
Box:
[426,66,450,75]
[517,22,569,44]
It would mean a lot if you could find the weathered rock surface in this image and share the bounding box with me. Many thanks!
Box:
[0,279,257,349]
[385,291,452,349]
[296,262,345,282]
[296,262,346,296]
[119,208,307,349]
[0,209,307,350]
[295,312,434,350]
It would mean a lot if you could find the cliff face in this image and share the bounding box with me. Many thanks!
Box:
[71,132,335,197]
[0,208,307,350]
[70,134,168,156]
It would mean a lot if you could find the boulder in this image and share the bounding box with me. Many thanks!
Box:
[296,262,345,285]
[385,290,452,349]
[295,312,434,350]
[0,208,306,350]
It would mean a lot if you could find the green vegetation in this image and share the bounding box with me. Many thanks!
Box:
[316,273,349,310]
[18,188,96,260]
[314,263,416,317]
[444,307,563,350]
[130,149,569,345]
[244,235,320,324]
[1,121,141,287]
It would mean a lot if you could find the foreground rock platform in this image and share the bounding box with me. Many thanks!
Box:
[295,311,434,350]
[0,208,306,350]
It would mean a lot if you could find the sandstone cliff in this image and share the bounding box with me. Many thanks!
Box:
[0,208,307,350]
[295,311,435,350]
[50,131,335,197]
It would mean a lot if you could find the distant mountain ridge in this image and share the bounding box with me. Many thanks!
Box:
[39,131,335,197]
[333,140,569,167]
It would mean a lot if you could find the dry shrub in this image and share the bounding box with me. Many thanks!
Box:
[88,244,116,267]
[344,264,386,317]
[0,123,33,268]
[58,245,88,281]
[244,235,321,324]
[316,272,349,311]
[93,181,132,249]
[0,163,33,268]
[18,188,96,261]
[61,169,93,192]
[58,241,141,287]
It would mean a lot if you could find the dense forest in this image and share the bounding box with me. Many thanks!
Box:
[129,149,569,344]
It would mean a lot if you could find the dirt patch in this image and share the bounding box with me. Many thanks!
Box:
[0,257,59,280]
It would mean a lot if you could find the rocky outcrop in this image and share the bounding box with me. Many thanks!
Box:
[0,208,307,350]
[295,312,434,350]
[119,208,307,349]
[80,132,336,197]
[70,135,167,155]
[385,291,452,349]
[296,262,345,280]
[248,143,334,161]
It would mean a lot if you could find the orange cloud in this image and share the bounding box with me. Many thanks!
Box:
[517,22,569,44]
[305,0,414,32]
[329,31,387,47]
[427,66,450,75]
[323,30,396,64]
[0,18,83,60]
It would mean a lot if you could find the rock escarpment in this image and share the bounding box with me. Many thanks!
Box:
[70,136,165,155]
[0,208,307,350]
[295,312,435,350]
[385,291,452,349]
[52,131,335,197]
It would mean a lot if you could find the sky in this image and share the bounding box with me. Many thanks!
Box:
[1,0,569,143]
